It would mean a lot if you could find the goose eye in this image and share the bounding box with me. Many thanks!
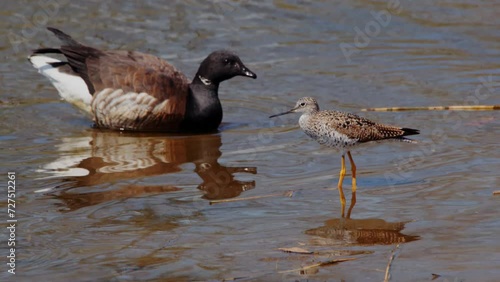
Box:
[224,58,230,65]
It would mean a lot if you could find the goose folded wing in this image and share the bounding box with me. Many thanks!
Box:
[67,49,191,130]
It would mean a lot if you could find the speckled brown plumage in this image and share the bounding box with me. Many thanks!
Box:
[272,97,419,150]
[301,107,419,146]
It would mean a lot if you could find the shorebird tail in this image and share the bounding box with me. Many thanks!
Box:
[401,127,420,137]
[390,127,419,143]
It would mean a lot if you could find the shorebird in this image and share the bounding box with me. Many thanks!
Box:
[29,27,257,133]
[270,97,419,217]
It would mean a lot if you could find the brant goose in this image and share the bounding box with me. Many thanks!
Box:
[29,27,257,132]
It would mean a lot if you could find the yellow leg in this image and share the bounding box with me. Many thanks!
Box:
[346,151,357,218]
[338,154,346,217]
[347,151,357,196]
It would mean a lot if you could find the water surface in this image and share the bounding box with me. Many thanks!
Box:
[1,0,500,281]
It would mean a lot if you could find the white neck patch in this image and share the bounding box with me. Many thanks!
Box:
[199,75,212,86]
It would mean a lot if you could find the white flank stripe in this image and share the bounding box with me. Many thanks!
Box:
[29,55,92,114]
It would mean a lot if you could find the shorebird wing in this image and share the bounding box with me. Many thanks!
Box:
[319,111,419,142]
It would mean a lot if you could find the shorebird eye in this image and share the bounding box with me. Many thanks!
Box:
[224,58,231,65]
[300,102,306,107]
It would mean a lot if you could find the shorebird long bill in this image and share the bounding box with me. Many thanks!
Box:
[269,108,296,118]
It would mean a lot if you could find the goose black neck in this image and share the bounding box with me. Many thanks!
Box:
[181,81,222,133]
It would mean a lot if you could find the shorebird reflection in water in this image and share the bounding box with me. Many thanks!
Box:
[270,97,419,217]
[306,217,420,245]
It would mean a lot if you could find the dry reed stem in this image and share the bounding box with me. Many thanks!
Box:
[362,105,500,112]
[383,244,400,282]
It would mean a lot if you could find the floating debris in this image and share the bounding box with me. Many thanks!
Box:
[278,258,357,274]
[278,247,313,254]
[210,190,294,205]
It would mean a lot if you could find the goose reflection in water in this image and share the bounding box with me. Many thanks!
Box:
[39,131,256,211]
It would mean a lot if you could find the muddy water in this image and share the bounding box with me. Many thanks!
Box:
[1,0,500,281]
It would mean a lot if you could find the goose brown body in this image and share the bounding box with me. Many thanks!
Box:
[85,50,191,131]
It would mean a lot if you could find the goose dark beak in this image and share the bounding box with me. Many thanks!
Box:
[241,66,257,79]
